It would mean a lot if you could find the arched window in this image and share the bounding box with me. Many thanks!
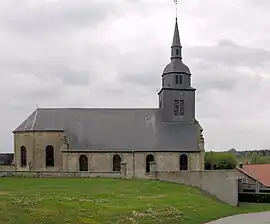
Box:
[146,154,155,174]
[79,155,88,171]
[113,154,121,172]
[45,145,54,167]
[20,146,27,167]
[180,154,188,170]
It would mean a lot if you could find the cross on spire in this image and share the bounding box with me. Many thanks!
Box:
[171,0,182,60]
[174,0,178,19]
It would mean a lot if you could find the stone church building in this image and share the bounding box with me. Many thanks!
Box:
[12,19,205,178]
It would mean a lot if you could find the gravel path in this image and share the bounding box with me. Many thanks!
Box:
[206,211,270,224]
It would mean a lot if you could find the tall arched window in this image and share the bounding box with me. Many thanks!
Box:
[79,155,88,171]
[180,154,188,170]
[146,154,155,174]
[113,154,121,172]
[45,145,54,167]
[20,146,27,167]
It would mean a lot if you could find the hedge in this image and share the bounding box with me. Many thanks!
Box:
[239,193,270,203]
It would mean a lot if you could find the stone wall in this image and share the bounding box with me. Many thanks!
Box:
[14,132,64,171]
[62,151,204,178]
[0,170,121,178]
[0,165,15,170]
[156,170,239,206]
[14,131,204,178]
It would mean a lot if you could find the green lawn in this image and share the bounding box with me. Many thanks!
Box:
[0,178,270,224]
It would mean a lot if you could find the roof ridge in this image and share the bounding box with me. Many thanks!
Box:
[31,108,39,130]
[37,108,159,110]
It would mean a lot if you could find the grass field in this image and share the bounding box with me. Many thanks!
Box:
[0,178,270,224]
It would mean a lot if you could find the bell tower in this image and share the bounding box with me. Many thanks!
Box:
[158,17,196,123]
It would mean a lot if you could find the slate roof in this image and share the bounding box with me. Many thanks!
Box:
[13,108,200,152]
[237,164,270,187]
[162,19,191,75]
[0,153,14,165]
[162,60,191,75]
[172,18,181,47]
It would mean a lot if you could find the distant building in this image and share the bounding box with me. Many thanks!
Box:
[0,153,14,170]
[12,18,205,177]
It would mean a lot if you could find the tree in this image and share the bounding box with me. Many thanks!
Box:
[250,153,270,164]
[214,153,238,169]
[228,148,236,153]
[204,151,215,170]
[204,152,238,170]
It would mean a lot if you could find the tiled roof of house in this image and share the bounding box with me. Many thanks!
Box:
[237,164,270,187]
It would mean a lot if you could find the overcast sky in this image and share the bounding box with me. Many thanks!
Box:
[1,0,270,152]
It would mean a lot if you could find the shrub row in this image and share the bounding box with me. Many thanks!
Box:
[239,193,270,203]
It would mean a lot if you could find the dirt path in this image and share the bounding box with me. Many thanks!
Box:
[206,211,270,224]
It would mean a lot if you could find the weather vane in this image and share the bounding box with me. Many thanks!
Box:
[174,0,178,19]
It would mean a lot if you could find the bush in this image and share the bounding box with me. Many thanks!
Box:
[204,151,238,170]
[239,193,270,203]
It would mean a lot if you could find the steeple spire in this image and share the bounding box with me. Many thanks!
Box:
[172,18,181,47]
[161,0,191,76]
[171,18,182,60]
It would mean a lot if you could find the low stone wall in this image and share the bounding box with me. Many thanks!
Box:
[156,170,239,206]
[0,165,15,170]
[0,170,121,178]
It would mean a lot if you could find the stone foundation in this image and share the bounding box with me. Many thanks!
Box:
[0,165,15,170]
[0,170,121,178]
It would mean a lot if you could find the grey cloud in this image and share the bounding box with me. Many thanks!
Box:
[182,40,270,125]
[43,66,92,86]
[121,72,158,86]
[118,39,270,96]
[116,38,270,113]
[2,61,92,86]
[186,39,270,67]
[197,78,236,92]
[191,65,240,93]
[181,39,270,98]
[0,1,122,36]
[245,0,270,8]
[18,88,61,104]
[117,47,167,89]
[0,0,270,152]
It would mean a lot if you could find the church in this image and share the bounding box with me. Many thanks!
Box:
[12,18,205,178]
